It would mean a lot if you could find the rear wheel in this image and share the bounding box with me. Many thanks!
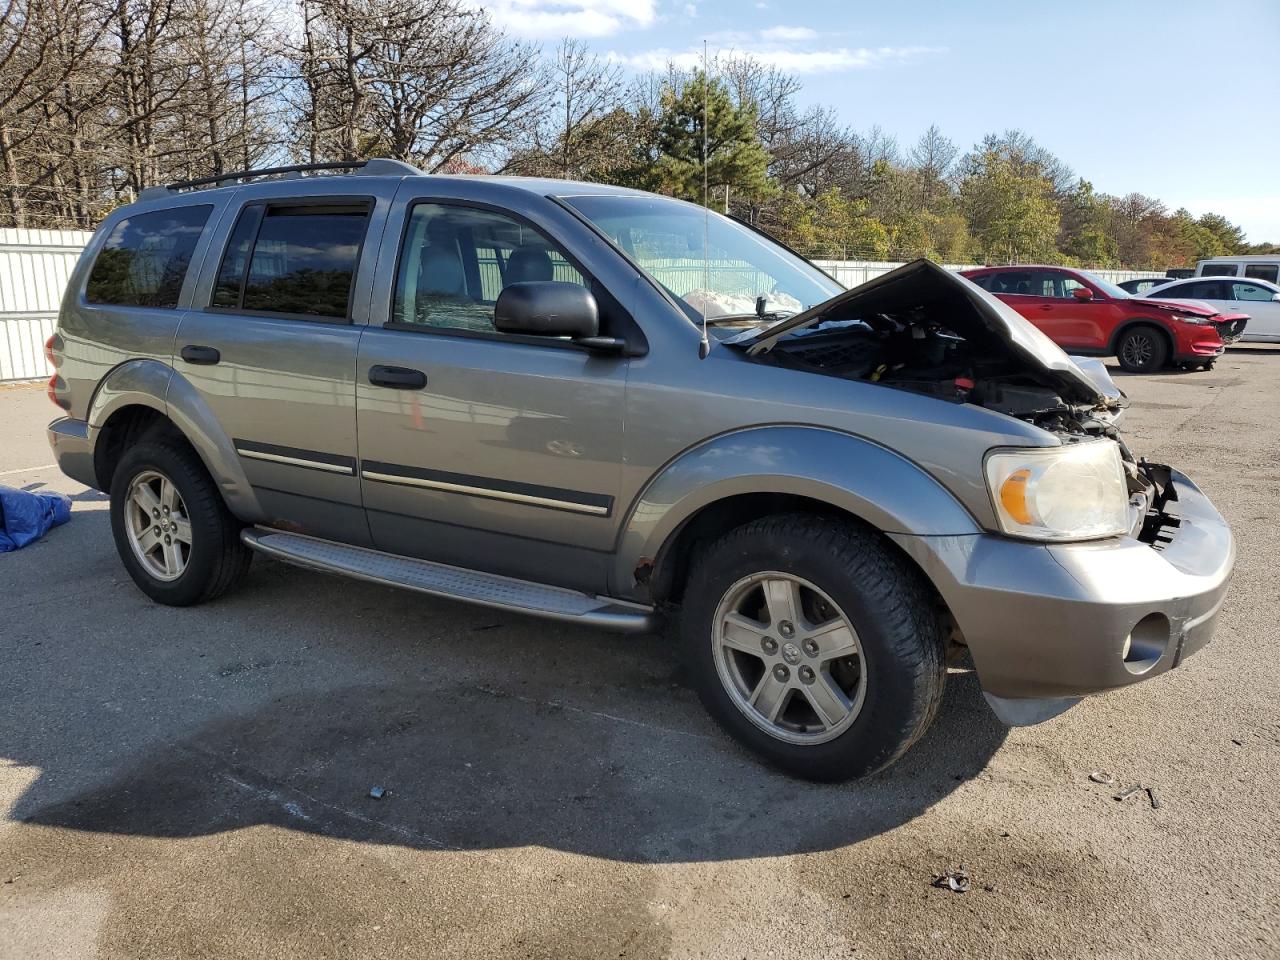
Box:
[1116,325,1168,373]
[110,437,251,606]
[680,514,946,782]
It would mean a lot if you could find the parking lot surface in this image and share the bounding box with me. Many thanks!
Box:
[1,351,1278,959]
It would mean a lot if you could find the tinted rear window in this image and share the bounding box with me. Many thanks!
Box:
[243,205,369,318]
[1200,264,1238,277]
[211,202,371,319]
[86,205,212,308]
[1243,264,1279,283]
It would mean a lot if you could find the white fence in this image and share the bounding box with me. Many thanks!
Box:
[811,259,1159,289]
[0,228,1169,382]
[1,228,92,381]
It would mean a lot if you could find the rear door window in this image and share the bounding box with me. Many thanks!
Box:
[984,271,1036,295]
[1200,264,1238,277]
[1243,264,1279,283]
[211,201,371,320]
[86,205,212,308]
[1158,280,1223,300]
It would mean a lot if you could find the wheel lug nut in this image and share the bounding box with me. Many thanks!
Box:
[152,508,160,518]
[163,506,169,515]
[778,620,795,639]
[153,526,161,536]
[802,639,819,657]
[799,666,815,684]
[164,535,172,545]
[772,664,789,682]
[761,637,778,655]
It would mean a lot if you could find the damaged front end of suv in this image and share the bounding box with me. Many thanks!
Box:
[722,260,1233,723]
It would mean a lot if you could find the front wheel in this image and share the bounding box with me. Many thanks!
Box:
[1116,325,1168,373]
[679,514,946,782]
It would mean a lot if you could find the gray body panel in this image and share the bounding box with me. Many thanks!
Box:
[47,170,1236,724]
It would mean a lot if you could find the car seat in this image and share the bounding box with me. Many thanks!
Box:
[505,246,554,285]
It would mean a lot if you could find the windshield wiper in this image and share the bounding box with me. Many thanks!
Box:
[704,311,796,327]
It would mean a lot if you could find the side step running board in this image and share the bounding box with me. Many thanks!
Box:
[241,528,660,633]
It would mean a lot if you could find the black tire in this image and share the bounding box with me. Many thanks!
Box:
[109,435,251,606]
[679,514,946,782]
[1116,325,1169,373]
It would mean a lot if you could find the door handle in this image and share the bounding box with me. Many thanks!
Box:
[1038,304,1054,311]
[180,344,220,365]
[369,364,427,389]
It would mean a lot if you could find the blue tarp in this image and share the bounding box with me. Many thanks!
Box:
[0,486,72,552]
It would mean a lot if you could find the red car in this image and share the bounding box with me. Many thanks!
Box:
[960,265,1247,373]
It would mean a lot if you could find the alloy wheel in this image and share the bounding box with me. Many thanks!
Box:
[711,572,868,744]
[124,469,192,582]
[1122,333,1154,368]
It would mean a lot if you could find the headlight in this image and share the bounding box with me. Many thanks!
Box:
[985,440,1128,541]
[1172,314,1213,325]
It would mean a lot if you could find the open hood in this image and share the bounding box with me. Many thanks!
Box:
[736,259,1107,405]
[1129,296,1216,316]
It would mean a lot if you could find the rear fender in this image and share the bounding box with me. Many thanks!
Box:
[612,425,981,598]
[88,359,264,521]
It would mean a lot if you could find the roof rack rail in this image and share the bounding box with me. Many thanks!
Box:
[138,158,422,200]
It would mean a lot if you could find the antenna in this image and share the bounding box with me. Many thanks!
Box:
[699,39,711,360]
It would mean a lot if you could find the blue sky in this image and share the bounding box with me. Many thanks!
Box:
[482,0,1280,242]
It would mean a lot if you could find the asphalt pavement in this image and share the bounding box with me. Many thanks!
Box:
[1,350,1277,959]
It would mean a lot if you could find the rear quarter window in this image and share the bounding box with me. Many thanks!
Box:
[85,205,212,308]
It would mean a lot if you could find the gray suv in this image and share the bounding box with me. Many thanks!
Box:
[45,160,1235,781]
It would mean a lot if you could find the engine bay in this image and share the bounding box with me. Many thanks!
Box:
[747,308,1125,438]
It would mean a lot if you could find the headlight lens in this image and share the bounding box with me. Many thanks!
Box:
[985,440,1129,541]
[1172,313,1213,325]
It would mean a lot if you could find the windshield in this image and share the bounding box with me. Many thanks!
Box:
[1078,271,1132,300]
[561,194,843,325]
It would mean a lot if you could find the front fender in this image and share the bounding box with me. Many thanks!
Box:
[612,425,981,597]
[88,359,264,522]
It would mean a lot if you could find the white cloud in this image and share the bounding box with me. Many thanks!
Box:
[758,25,817,41]
[612,44,943,74]
[481,0,657,39]
[683,3,697,16]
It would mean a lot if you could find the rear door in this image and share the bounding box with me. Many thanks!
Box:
[175,181,393,545]
[353,194,630,593]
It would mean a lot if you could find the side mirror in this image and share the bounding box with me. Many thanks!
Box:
[1071,287,1094,301]
[494,281,599,340]
[1272,293,1280,302]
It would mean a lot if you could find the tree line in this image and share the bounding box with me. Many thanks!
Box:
[3,0,1274,268]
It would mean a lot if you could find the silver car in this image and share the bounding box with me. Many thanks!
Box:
[45,160,1235,781]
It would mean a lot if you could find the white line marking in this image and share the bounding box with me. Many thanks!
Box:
[0,463,57,476]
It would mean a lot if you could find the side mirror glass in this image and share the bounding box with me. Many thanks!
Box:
[494,281,599,340]
[1071,286,1094,301]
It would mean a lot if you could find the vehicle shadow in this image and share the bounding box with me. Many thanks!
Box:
[3,508,1009,866]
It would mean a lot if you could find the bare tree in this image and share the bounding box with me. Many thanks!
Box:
[287,0,548,171]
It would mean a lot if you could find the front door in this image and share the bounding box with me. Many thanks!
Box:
[354,200,627,593]
[175,185,391,545]
[987,269,1081,346]
[1226,279,1280,339]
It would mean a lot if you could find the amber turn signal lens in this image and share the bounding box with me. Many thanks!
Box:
[999,468,1034,525]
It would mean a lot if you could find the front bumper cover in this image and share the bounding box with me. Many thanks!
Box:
[891,468,1234,724]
